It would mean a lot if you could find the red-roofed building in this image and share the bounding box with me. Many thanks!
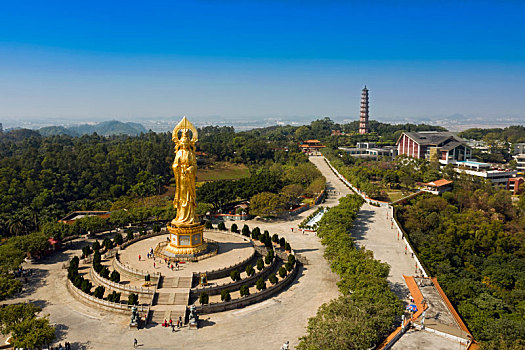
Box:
[422,179,453,195]
[58,211,111,224]
[299,140,325,153]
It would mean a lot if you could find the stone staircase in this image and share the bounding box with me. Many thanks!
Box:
[149,275,192,325]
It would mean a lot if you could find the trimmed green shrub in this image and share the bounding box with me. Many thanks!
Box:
[285,242,291,251]
[102,237,113,250]
[80,280,92,294]
[245,265,255,277]
[230,270,241,282]
[240,285,250,297]
[205,221,213,229]
[100,266,110,279]
[242,224,250,236]
[279,237,286,249]
[231,223,238,233]
[94,285,105,299]
[272,234,279,243]
[264,255,271,265]
[92,240,101,252]
[93,250,101,265]
[288,254,296,266]
[107,291,121,303]
[68,257,80,280]
[220,289,231,302]
[110,270,120,283]
[285,262,293,272]
[126,230,134,241]
[267,250,274,261]
[128,293,139,305]
[82,245,92,258]
[113,233,123,245]
[199,292,209,305]
[93,262,103,274]
[269,273,278,285]
[218,222,226,231]
[256,258,264,271]
[152,223,161,232]
[279,266,287,278]
[256,277,266,291]
[252,227,261,240]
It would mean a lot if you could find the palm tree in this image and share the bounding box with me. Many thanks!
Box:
[8,221,25,237]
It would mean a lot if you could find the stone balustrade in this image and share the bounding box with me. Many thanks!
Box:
[90,266,155,295]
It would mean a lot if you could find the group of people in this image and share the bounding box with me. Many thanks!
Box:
[52,342,72,350]
[162,316,183,332]
[140,248,181,271]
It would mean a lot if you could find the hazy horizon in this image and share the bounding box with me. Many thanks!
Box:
[1,1,524,127]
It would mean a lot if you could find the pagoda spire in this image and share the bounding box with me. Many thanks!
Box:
[359,86,369,135]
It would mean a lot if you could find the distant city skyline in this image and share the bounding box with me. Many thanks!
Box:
[1,1,524,126]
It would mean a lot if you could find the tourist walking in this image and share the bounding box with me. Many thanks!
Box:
[134,338,138,348]
[138,255,141,261]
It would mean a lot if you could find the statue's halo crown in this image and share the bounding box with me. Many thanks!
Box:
[172,116,198,143]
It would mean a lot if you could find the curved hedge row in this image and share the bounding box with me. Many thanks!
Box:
[195,257,299,314]
[191,254,278,297]
[298,194,403,350]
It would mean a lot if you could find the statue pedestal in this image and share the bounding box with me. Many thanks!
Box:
[166,224,206,255]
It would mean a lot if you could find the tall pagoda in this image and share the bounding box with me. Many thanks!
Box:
[359,86,369,135]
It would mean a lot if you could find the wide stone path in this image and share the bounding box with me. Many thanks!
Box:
[350,202,415,295]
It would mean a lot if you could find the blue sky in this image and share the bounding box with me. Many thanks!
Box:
[0,1,524,124]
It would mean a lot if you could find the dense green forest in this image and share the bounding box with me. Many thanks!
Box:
[459,125,525,143]
[397,182,525,348]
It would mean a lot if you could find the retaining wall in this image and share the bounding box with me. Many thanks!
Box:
[67,278,149,315]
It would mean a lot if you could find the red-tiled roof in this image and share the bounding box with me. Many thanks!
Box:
[424,179,453,187]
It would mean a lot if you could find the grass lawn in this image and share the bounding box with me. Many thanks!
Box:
[196,162,250,182]
[385,189,418,203]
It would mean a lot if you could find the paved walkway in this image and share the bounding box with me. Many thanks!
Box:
[350,201,416,296]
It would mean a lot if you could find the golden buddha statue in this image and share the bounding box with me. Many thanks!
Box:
[166,117,206,255]
[171,128,197,227]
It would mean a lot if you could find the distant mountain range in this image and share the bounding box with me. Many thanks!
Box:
[38,120,148,137]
